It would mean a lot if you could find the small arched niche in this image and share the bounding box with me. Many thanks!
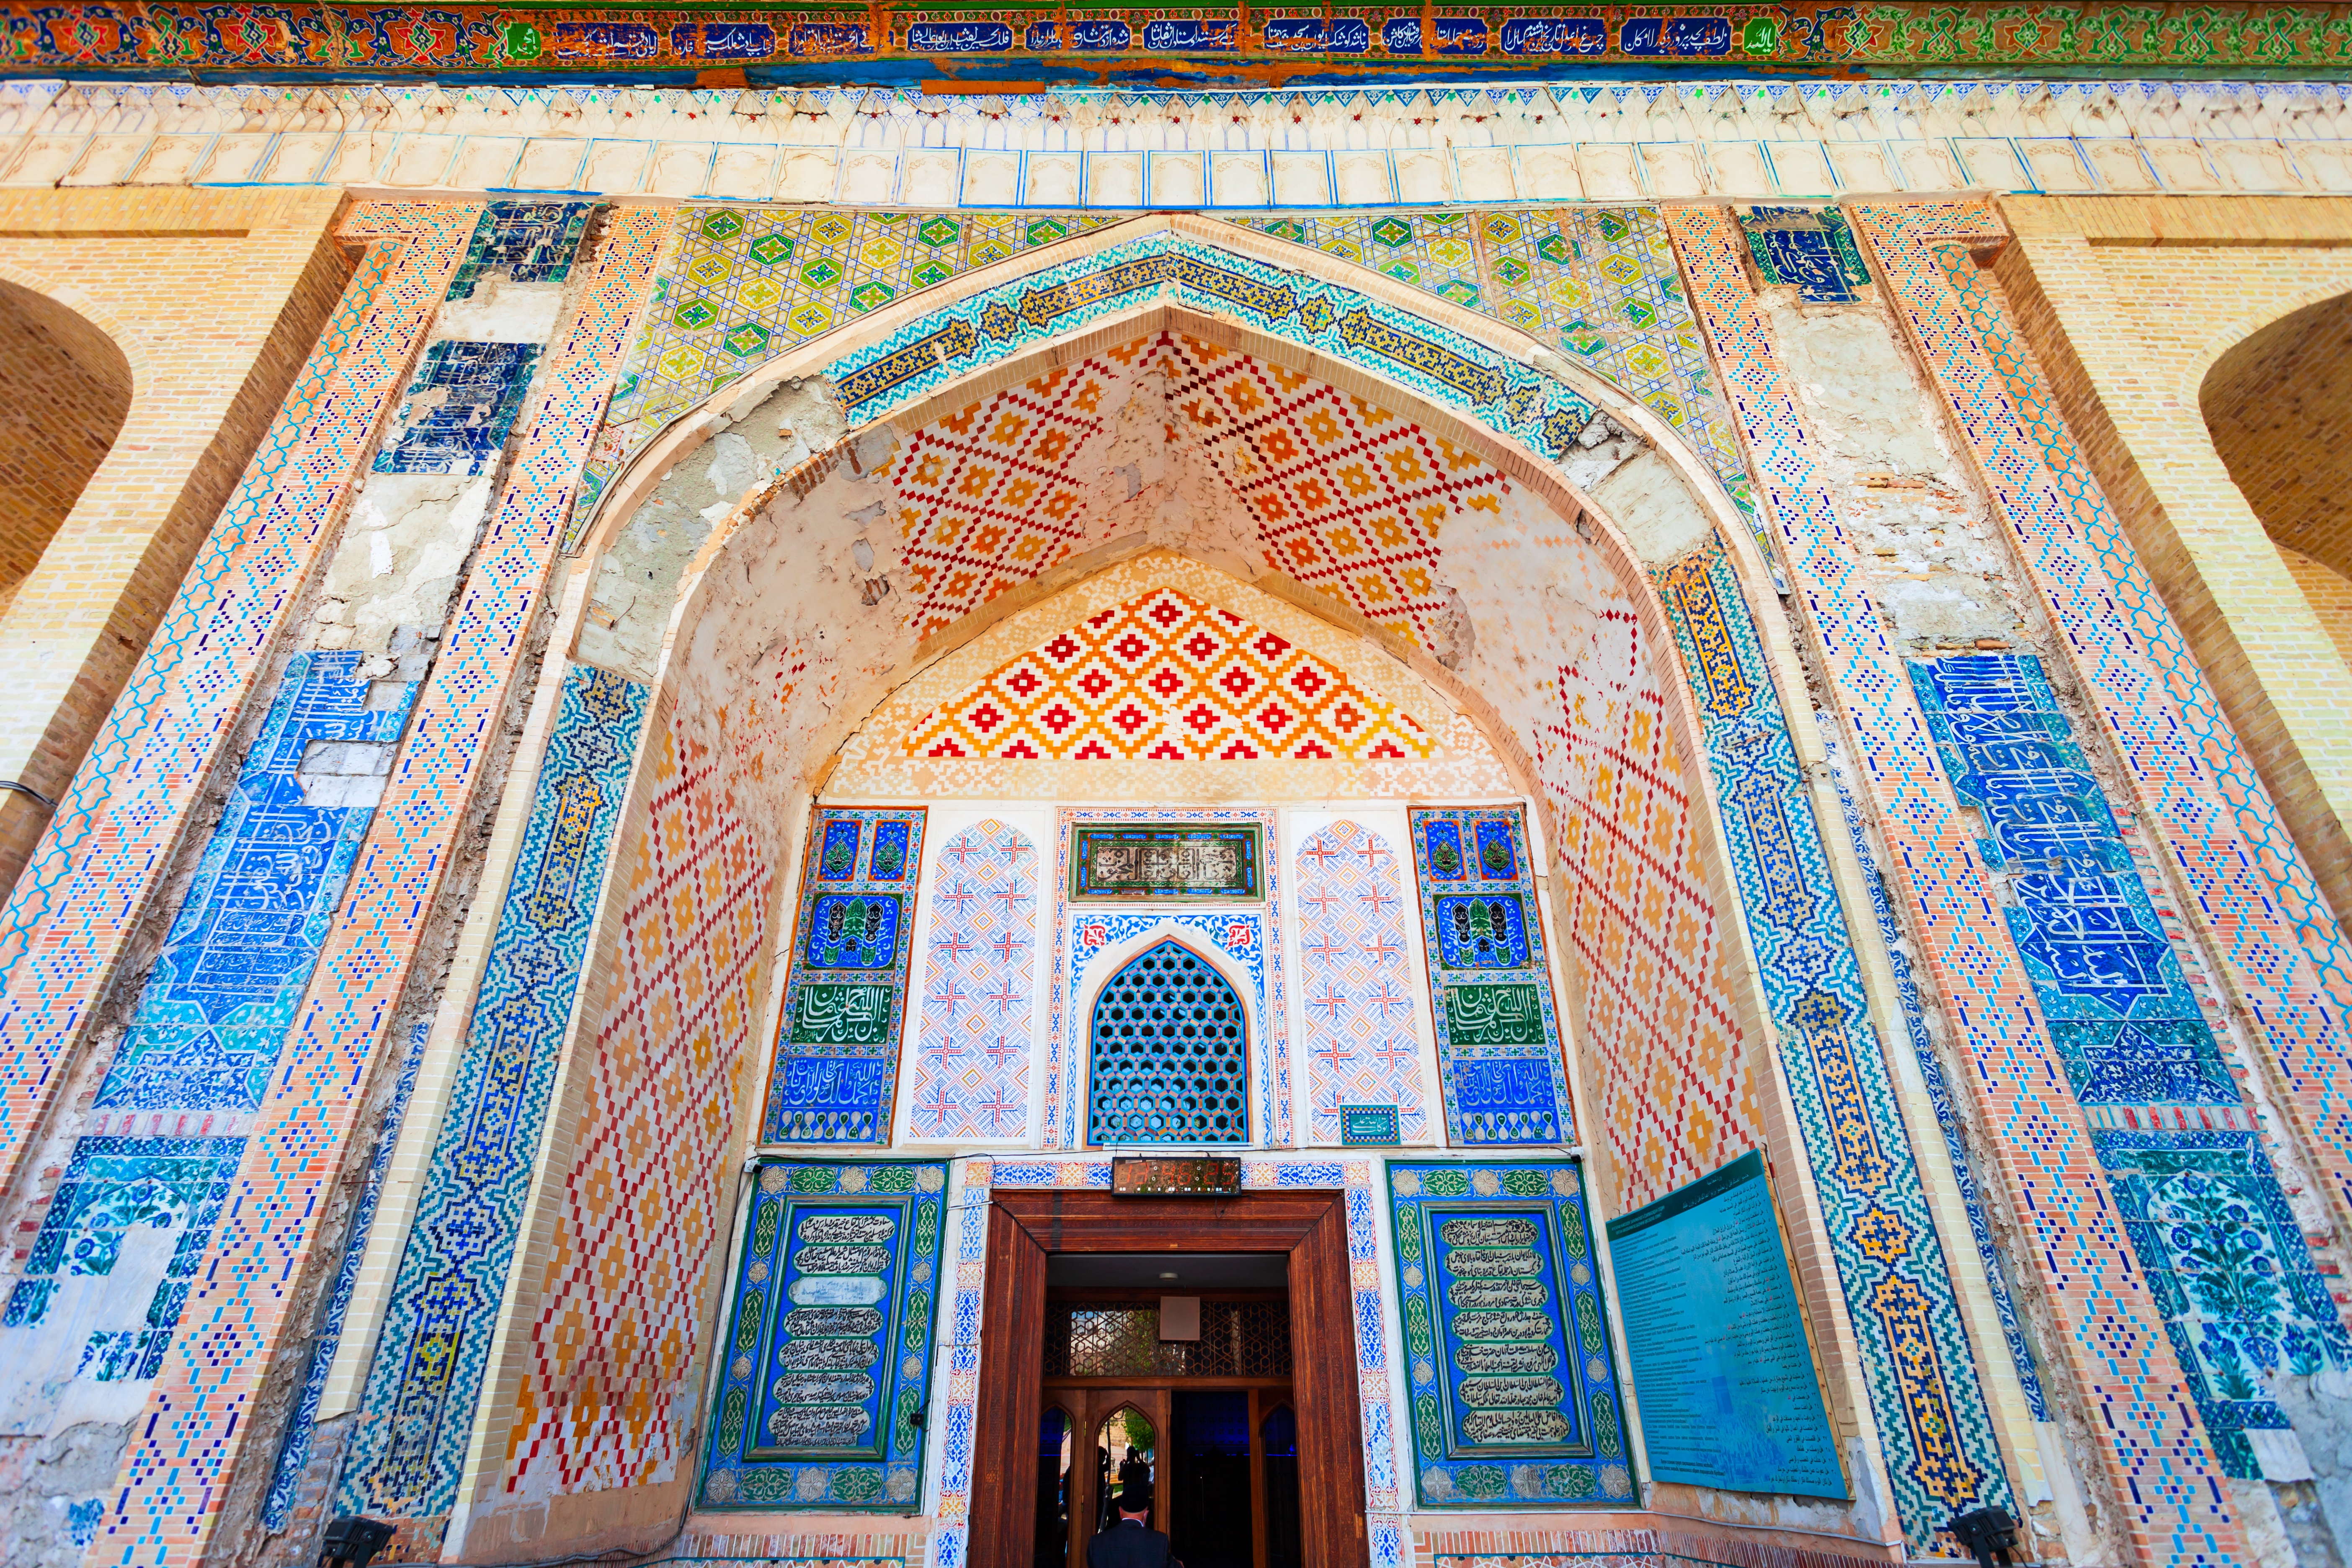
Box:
[0,280,131,620]
[2201,288,2352,669]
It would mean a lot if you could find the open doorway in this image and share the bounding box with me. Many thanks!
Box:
[1039,1254,1300,1568]
[969,1191,1362,1568]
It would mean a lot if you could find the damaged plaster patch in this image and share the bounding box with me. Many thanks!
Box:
[1592,449,1716,567]
[316,475,490,655]
[1760,290,2026,647]
[431,274,569,346]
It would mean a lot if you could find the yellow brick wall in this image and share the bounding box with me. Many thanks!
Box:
[2202,288,2352,580]
[2283,547,2352,673]
[0,281,130,620]
[1996,194,2352,936]
[0,188,349,896]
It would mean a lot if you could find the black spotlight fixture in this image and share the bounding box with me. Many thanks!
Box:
[318,1516,395,1568]
[1950,1506,2021,1567]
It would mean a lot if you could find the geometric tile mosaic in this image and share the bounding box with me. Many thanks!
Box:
[371,340,541,476]
[449,199,595,300]
[1231,208,1755,522]
[699,1158,949,1511]
[764,808,928,1145]
[340,664,650,1522]
[903,586,1432,761]
[1387,1158,1633,1508]
[0,201,477,1233]
[1653,542,2012,1551]
[105,206,671,1567]
[1406,807,1572,1147]
[1295,821,1429,1145]
[906,820,1038,1142]
[93,651,416,1117]
[574,208,1128,531]
[1912,653,2349,1476]
[503,701,774,1505]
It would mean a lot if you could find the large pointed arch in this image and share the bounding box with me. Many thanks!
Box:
[444,226,2013,1564]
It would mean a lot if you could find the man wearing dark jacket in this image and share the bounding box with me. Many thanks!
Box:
[1088,1485,1179,1568]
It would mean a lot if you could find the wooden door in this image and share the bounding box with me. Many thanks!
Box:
[1066,1387,1172,1567]
[970,1193,1367,1568]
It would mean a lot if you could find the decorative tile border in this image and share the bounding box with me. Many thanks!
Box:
[100,206,666,1567]
[1387,1158,1632,1508]
[10,4,2352,77]
[1651,540,2013,1553]
[763,807,929,1145]
[1406,807,1574,1147]
[1669,198,2233,1559]
[0,201,478,1213]
[699,1159,950,1511]
[337,664,650,1522]
[823,229,1604,462]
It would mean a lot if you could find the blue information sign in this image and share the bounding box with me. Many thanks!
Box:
[1605,1151,1845,1498]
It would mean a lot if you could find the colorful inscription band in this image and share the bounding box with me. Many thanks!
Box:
[1408,806,1571,1146]
[1068,824,1263,900]
[763,808,927,1144]
[701,1158,949,1509]
[10,4,2350,79]
[1389,1158,1631,1507]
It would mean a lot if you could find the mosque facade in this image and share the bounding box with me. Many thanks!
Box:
[0,11,2350,1568]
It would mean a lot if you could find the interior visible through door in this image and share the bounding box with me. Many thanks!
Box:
[1034,1253,1301,1568]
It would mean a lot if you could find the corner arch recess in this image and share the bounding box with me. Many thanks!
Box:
[970,1191,1362,1568]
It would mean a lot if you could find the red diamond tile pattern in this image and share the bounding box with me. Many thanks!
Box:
[905,586,1431,762]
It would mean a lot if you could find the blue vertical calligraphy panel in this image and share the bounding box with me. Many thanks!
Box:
[764,808,928,1142]
[1408,807,1569,1145]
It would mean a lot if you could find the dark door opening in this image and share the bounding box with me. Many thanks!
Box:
[968,1192,1367,1568]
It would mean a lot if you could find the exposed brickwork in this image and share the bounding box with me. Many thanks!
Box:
[0,282,129,619]
[0,189,350,898]
[2283,548,2352,671]
[1994,195,2352,941]
[2203,289,2352,582]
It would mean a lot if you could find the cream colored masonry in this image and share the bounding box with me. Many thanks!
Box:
[3,78,2351,205]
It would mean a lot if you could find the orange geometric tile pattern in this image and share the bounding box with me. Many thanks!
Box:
[1164,333,1502,652]
[500,706,774,1501]
[904,587,1431,762]
[890,335,1157,638]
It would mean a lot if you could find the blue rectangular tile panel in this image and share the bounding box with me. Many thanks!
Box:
[371,340,540,476]
[449,200,596,300]
[338,664,649,1521]
[1408,807,1570,1145]
[1387,1158,1631,1507]
[95,650,418,1113]
[764,808,928,1143]
[0,1136,242,1382]
[1909,652,2352,1478]
[1606,1150,1844,1497]
[1738,207,1872,304]
[700,1159,949,1510]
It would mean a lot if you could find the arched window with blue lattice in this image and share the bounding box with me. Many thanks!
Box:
[1087,940,1249,1145]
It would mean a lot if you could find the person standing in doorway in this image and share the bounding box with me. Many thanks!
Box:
[1088,1483,1180,1568]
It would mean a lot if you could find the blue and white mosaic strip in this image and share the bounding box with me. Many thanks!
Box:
[1655,544,2012,1550]
[340,663,649,1519]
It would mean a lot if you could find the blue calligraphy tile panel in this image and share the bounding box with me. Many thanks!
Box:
[371,340,541,477]
[764,809,928,1144]
[1387,1159,1630,1507]
[338,665,647,1522]
[700,1159,949,1510]
[95,651,418,1114]
[1656,546,2010,1548]
[450,200,596,300]
[1738,208,1873,304]
[0,1136,242,1382]
[1408,807,1569,1146]
[1910,654,2349,1476]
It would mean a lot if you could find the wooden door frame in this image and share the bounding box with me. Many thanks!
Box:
[969,1190,1368,1568]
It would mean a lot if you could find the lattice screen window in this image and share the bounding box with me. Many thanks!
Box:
[1044,1301,1292,1377]
[1087,941,1249,1145]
